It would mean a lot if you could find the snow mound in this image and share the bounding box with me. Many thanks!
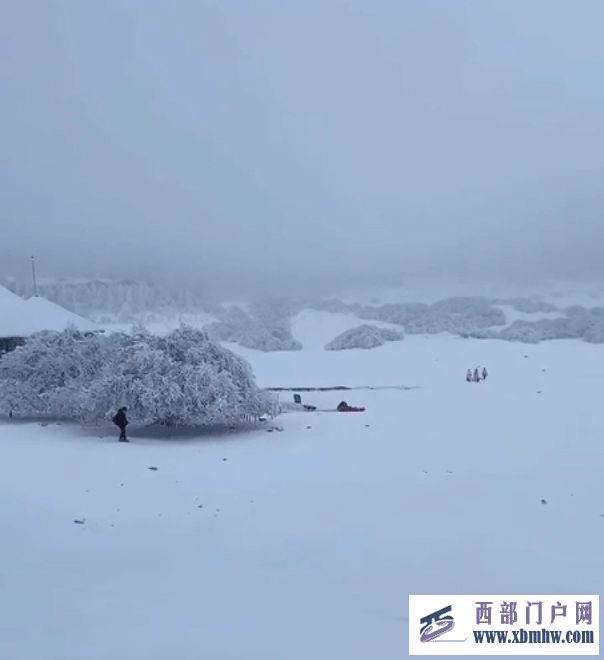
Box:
[325,324,404,350]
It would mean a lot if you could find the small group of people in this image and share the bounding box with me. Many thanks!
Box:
[466,367,488,383]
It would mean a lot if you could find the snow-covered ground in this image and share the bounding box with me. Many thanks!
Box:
[1,331,603,659]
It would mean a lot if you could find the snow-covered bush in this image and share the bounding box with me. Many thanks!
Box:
[494,298,558,314]
[0,324,277,425]
[481,305,604,344]
[234,322,303,351]
[205,304,302,352]
[204,305,253,342]
[308,299,353,315]
[462,328,497,340]
[429,296,493,314]
[495,321,544,343]
[355,302,429,326]
[248,297,301,325]
[583,322,604,343]
[350,298,506,335]
[325,325,404,350]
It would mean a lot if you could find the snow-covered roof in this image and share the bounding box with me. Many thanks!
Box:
[0,284,23,308]
[0,286,99,337]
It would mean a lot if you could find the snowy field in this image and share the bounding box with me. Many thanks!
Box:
[1,333,603,659]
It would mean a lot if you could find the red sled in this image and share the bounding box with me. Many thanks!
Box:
[336,401,365,412]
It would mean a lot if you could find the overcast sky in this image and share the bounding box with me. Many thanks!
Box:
[1,0,603,299]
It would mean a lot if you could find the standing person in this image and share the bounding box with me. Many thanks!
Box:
[466,369,472,382]
[482,367,488,380]
[473,367,480,383]
[112,407,129,442]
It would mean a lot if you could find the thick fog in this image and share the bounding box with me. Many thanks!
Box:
[1,0,603,299]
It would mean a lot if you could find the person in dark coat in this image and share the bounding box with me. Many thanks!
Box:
[112,407,129,442]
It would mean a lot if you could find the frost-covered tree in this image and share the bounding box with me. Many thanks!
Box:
[0,324,277,426]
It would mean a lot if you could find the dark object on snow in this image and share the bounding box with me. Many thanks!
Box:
[74,519,85,524]
[293,393,302,404]
[336,401,365,412]
[541,499,547,504]
[148,467,158,471]
[303,404,316,411]
[112,407,129,442]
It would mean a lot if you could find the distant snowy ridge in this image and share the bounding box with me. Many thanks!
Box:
[2,276,211,321]
[5,277,604,347]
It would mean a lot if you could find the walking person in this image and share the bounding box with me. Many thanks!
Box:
[112,407,129,442]
[482,367,488,380]
[473,367,480,383]
[466,369,472,382]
